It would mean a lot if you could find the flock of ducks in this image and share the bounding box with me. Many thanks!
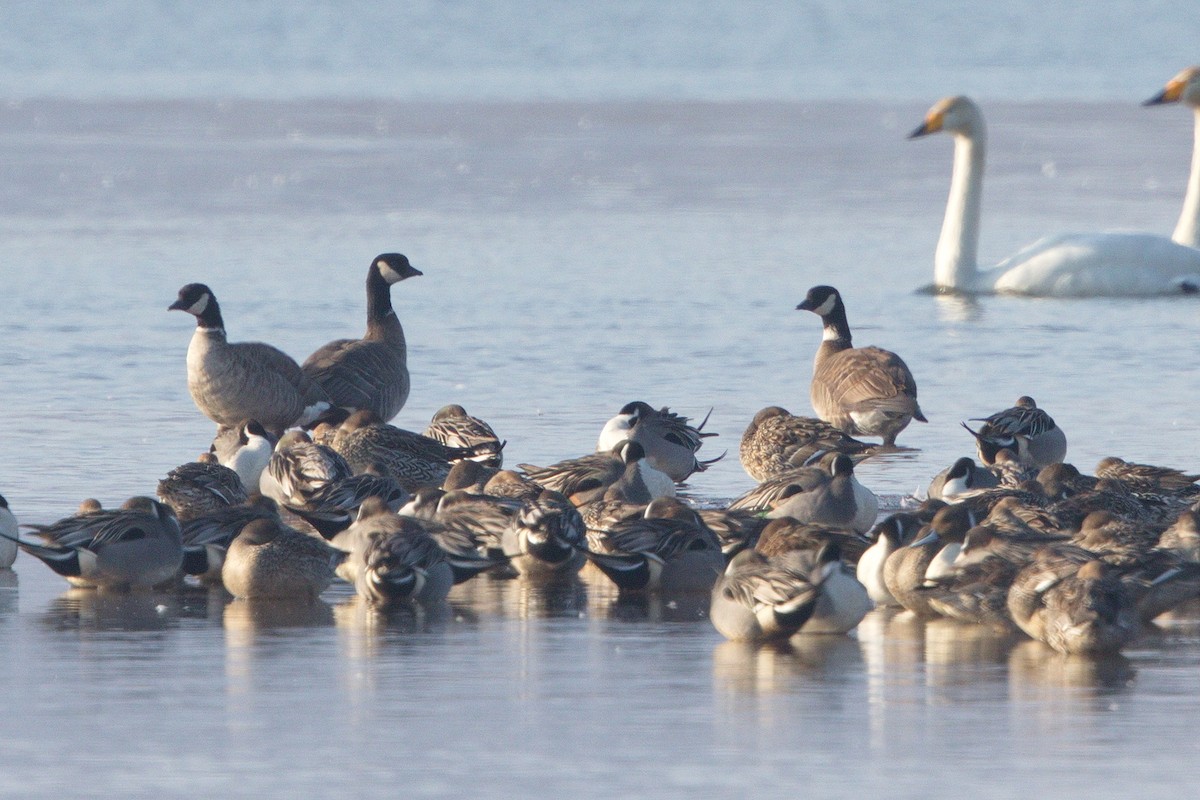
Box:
[4,68,1200,662]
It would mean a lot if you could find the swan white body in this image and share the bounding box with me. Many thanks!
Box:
[911,87,1200,297]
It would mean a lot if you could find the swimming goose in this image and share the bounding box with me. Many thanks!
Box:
[301,253,423,422]
[1144,67,1200,249]
[4,498,183,590]
[739,406,874,482]
[709,549,825,642]
[796,285,926,447]
[222,517,343,600]
[501,491,588,579]
[962,397,1066,468]
[156,459,248,522]
[210,420,276,492]
[910,95,1200,296]
[423,404,505,469]
[169,283,330,435]
[0,494,17,568]
[596,401,720,482]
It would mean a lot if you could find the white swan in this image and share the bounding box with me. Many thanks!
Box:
[909,77,1200,297]
[1145,66,1200,249]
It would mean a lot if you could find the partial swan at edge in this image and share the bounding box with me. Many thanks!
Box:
[909,73,1200,297]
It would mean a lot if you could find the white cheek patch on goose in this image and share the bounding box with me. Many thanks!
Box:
[378,262,404,283]
[813,295,837,316]
[187,294,210,316]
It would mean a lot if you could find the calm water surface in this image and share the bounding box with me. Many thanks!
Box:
[3,55,1200,800]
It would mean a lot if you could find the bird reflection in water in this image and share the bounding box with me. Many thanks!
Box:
[713,636,865,694]
[42,587,180,633]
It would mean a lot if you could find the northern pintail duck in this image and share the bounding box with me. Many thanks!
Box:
[795,285,926,447]
[259,430,353,506]
[301,253,423,422]
[760,454,878,534]
[780,543,872,635]
[1094,456,1200,496]
[856,512,925,606]
[695,507,769,559]
[372,494,504,584]
[179,496,282,584]
[883,504,977,619]
[709,549,825,642]
[222,517,343,600]
[0,493,18,568]
[7,498,183,590]
[1160,509,1200,562]
[962,396,1066,468]
[210,420,276,492]
[596,401,720,483]
[519,441,671,506]
[501,491,588,579]
[156,459,248,522]
[330,409,480,493]
[753,517,870,564]
[739,406,874,482]
[330,499,454,604]
[585,497,725,593]
[926,456,999,502]
[424,404,505,469]
[1007,547,1139,655]
[169,283,330,435]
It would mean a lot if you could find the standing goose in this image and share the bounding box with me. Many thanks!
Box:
[909,94,1200,296]
[302,253,423,422]
[169,283,330,435]
[795,286,925,448]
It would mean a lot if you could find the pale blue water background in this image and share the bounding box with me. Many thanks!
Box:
[2,3,1200,797]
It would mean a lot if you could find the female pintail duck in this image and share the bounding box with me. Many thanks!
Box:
[962,396,1066,469]
[156,459,248,522]
[926,456,999,502]
[795,285,926,448]
[761,454,878,534]
[739,406,874,482]
[856,512,925,606]
[695,507,769,560]
[585,497,725,593]
[221,517,343,600]
[918,548,1021,630]
[519,441,672,506]
[210,420,276,492]
[424,404,505,469]
[501,491,588,579]
[709,549,825,642]
[5,498,183,590]
[1007,547,1139,655]
[596,401,720,483]
[179,496,282,584]
[753,517,870,564]
[909,94,1200,296]
[1144,67,1200,250]
[330,409,483,493]
[1094,455,1200,496]
[1160,510,1200,562]
[0,493,18,568]
[169,283,330,435]
[301,253,423,422]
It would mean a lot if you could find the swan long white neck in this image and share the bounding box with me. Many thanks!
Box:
[935,121,987,289]
[1172,107,1200,249]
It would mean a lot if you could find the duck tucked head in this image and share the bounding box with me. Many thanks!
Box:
[169,283,222,329]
